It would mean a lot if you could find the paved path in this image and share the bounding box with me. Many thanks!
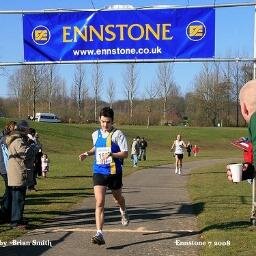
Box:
[2,159,231,256]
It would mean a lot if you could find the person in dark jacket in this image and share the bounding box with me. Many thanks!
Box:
[27,128,40,191]
[138,137,148,161]
[186,142,193,157]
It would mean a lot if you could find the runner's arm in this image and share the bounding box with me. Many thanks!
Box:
[111,151,128,159]
[79,146,95,161]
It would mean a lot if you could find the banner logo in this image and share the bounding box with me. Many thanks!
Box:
[32,25,51,45]
[186,21,206,41]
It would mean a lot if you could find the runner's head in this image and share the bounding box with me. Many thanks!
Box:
[99,107,114,132]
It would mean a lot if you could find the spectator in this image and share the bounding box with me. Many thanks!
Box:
[226,80,256,184]
[5,120,36,228]
[41,153,50,178]
[26,128,39,191]
[139,137,148,161]
[192,145,200,156]
[34,132,43,177]
[186,142,192,157]
[131,137,140,167]
[0,127,11,223]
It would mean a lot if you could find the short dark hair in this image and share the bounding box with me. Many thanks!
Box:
[99,107,114,121]
[17,120,29,130]
[28,128,36,136]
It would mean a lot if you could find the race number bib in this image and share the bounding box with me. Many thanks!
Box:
[96,147,112,165]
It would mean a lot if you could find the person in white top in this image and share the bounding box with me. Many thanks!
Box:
[171,134,186,175]
[78,107,129,246]
[41,154,49,178]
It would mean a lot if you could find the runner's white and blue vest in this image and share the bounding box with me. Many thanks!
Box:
[93,129,122,175]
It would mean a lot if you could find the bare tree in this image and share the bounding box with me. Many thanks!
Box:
[156,63,176,124]
[7,65,48,118]
[8,68,25,118]
[234,63,242,126]
[92,63,103,122]
[193,63,230,126]
[73,64,87,122]
[44,65,60,113]
[54,79,71,121]
[221,61,233,126]
[145,82,158,128]
[123,63,138,122]
[107,78,115,108]
[23,65,47,118]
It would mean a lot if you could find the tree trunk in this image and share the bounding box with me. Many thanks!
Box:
[94,98,97,123]
[163,97,167,124]
[18,100,21,118]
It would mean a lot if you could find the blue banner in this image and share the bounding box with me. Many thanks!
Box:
[23,8,215,62]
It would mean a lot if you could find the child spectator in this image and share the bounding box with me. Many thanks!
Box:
[41,153,49,178]
[192,145,200,156]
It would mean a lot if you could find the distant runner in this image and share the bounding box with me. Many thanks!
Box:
[171,134,186,175]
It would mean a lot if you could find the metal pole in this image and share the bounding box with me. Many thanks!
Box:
[251,4,256,225]
[0,2,255,66]
[0,2,255,14]
[254,3,256,79]
[0,58,255,67]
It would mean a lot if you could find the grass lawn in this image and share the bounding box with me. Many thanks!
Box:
[1,118,255,255]
[189,163,256,256]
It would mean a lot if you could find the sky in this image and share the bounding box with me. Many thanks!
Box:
[0,0,255,101]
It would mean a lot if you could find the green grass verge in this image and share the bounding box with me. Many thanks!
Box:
[188,162,256,256]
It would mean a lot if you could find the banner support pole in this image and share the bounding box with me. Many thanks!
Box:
[254,5,256,80]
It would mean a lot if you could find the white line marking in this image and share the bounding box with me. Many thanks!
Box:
[28,227,196,235]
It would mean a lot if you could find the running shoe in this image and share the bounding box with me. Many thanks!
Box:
[120,210,129,226]
[91,233,105,245]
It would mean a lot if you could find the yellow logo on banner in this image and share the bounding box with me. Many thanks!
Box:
[32,25,51,45]
[189,25,203,37]
[186,21,206,41]
[35,30,48,41]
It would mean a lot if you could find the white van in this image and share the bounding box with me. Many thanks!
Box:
[35,113,61,123]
